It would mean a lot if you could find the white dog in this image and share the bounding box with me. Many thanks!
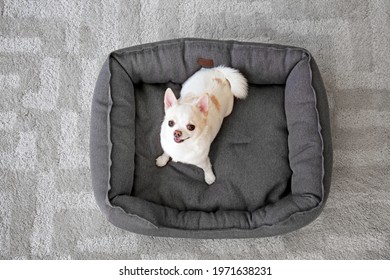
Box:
[156,66,248,185]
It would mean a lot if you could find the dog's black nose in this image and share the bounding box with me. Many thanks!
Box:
[174,130,182,138]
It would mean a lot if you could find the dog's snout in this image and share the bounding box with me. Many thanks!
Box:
[174,130,182,138]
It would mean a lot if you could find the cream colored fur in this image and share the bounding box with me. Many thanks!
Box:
[156,66,248,184]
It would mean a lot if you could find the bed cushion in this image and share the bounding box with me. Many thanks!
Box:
[90,38,332,238]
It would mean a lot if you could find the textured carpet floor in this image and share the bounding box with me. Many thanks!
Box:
[0,0,389,259]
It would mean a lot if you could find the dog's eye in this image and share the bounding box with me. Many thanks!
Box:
[187,124,195,131]
[168,120,175,127]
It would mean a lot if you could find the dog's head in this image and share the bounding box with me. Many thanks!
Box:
[161,88,208,144]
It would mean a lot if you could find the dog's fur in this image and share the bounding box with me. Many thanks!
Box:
[156,66,248,184]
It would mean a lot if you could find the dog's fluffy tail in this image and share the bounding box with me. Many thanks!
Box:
[216,66,248,99]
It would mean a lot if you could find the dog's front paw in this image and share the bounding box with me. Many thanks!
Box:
[205,172,216,185]
[156,153,170,167]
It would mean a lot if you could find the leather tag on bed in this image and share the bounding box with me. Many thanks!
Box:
[197,58,214,68]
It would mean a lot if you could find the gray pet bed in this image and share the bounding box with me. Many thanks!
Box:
[90,38,332,238]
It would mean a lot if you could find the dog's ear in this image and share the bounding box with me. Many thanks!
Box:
[196,94,209,116]
[164,88,177,111]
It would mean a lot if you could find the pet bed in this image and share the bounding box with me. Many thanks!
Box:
[90,38,332,238]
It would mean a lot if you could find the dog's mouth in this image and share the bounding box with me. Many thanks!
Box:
[174,137,190,143]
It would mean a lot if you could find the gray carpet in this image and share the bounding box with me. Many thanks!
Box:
[0,0,389,259]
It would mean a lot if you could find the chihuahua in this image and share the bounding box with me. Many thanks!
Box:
[156,66,248,185]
